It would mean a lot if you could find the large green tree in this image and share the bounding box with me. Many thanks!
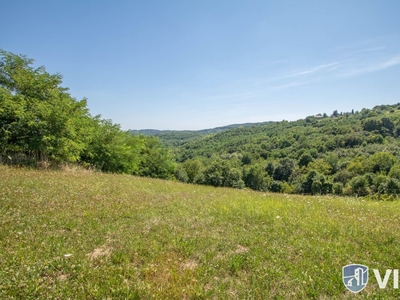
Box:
[0,49,177,181]
[0,49,90,162]
[202,158,244,188]
[81,117,144,173]
[138,136,176,179]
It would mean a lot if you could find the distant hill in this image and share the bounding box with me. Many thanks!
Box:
[163,103,400,197]
[171,104,400,161]
[130,122,274,146]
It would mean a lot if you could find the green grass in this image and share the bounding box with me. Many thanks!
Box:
[1,165,400,299]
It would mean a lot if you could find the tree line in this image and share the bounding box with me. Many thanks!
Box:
[170,103,400,199]
[0,50,176,179]
[3,49,400,199]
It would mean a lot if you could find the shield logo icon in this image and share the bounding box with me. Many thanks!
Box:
[342,264,368,293]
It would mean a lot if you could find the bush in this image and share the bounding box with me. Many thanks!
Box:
[273,158,295,181]
[182,159,204,183]
[269,181,282,193]
[202,158,244,189]
[333,170,354,186]
[138,137,177,179]
[332,182,344,195]
[175,165,188,183]
[243,165,269,191]
[281,182,295,194]
[348,175,370,196]
[366,152,396,174]
[298,152,313,168]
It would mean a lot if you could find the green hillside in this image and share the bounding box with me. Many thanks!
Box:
[170,104,400,198]
[3,49,400,199]
[130,122,272,147]
[1,166,400,299]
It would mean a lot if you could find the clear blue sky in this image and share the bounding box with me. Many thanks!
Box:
[2,1,400,130]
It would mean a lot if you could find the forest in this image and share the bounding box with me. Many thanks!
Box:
[169,104,400,199]
[2,49,400,199]
[0,50,176,179]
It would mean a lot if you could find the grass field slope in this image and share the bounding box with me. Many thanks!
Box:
[1,166,400,299]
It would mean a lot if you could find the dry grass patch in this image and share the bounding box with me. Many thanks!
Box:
[181,259,198,271]
[86,246,112,261]
[235,244,250,254]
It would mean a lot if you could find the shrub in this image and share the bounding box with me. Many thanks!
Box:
[332,182,344,195]
[203,158,244,189]
[348,175,370,196]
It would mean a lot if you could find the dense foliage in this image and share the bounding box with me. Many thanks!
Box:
[3,49,400,198]
[0,50,175,178]
[168,104,400,198]
[130,122,271,147]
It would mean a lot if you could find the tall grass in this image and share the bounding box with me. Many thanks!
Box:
[1,165,400,299]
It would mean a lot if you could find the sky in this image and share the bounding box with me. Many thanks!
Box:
[2,1,400,130]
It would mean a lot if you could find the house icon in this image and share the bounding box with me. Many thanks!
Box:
[346,267,367,286]
[343,264,369,293]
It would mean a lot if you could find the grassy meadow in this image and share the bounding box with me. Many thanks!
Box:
[1,165,400,299]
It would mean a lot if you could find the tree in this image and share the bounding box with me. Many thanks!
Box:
[366,152,396,174]
[265,161,275,176]
[139,136,176,179]
[243,164,269,191]
[332,182,344,195]
[363,117,382,132]
[203,158,244,188]
[298,152,313,168]
[323,152,339,174]
[344,134,363,148]
[175,165,189,183]
[0,49,91,163]
[381,177,400,196]
[241,153,252,165]
[301,170,331,195]
[273,158,295,181]
[333,170,353,186]
[307,159,332,175]
[182,158,204,183]
[81,117,143,174]
[389,164,400,180]
[269,180,282,193]
[346,156,367,175]
[348,175,370,196]
[381,117,394,135]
